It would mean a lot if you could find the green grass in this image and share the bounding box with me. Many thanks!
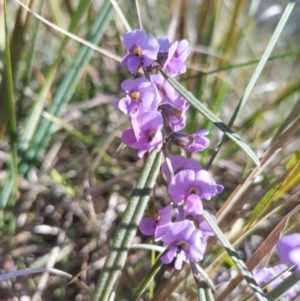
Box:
[0,0,299,300]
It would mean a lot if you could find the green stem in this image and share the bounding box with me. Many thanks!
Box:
[93,149,163,301]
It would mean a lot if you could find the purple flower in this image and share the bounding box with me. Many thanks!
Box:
[160,220,207,270]
[168,169,223,214]
[174,209,216,236]
[167,130,210,152]
[150,74,189,131]
[139,205,172,241]
[113,78,160,116]
[157,38,190,76]
[277,233,300,274]
[195,212,216,236]
[161,155,202,182]
[121,111,164,158]
[150,74,179,102]
[121,29,159,74]
[253,264,296,298]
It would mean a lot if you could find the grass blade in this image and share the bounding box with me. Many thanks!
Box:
[20,0,114,174]
[0,0,18,208]
[202,211,268,301]
[206,1,296,167]
[128,253,164,301]
[19,0,92,154]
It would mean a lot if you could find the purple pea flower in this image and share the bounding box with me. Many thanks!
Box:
[151,74,189,131]
[168,169,223,215]
[194,212,216,236]
[150,74,179,102]
[157,38,191,76]
[161,155,202,182]
[113,78,160,116]
[253,264,297,298]
[121,29,159,74]
[121,111,164,158]
[139,205,172,241]
[167,130,210,152]
[174,209,216,236]
[160,220,207,270]
[277,233,300,274]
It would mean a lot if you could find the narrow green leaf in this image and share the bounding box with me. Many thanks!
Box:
[206,1,296,167]
[93,149,163,301]
[181,51,300,80]
[0,0,18,208]
[19,0,92,152]
[19,0,113,174]
[202,211,268,301]
[244,183,281,231]
[161,69,260,167]
[128,253,164,301]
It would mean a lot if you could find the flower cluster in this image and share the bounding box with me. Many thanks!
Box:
[114,29,223,270]
[253,233,300,298]
[253,264,296,298]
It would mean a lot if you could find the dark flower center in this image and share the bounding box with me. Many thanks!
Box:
[177,240,189,251]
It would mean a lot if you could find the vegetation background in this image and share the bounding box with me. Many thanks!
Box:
[0,0,299,300]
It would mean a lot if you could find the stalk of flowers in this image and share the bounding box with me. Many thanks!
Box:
[113,29,223,271]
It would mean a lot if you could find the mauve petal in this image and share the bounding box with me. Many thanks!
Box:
[174,250,186,270]
[187,232,207,262]
[121,78,137,92]
[112,99,120,108]
[168,170,196,202]
[161,246,177,264]
[176,40,190,61]
[197,213,215,236]
[160,220,194,245]
[184,131,210,152]
[158,205,172,225]
[120,53,135,66]
[185,158,202,172]
[216,184,224,194]
[151,74,178,102]
[137,111,163,132]
[139,218,156,236]
[162,155,187,181]
[185,194,203,215]
[141,36,159,54]
[128,56,142,74]
[121,30,147,49]
[289,247,300,266]
[137,148,148,158]
[118,96,136,115]
[146,129,164,149]
[277,233,300,265]
[194,170,218,200]
[165,41,178,66]
[142,56,154,67]
[121,129,137,146]
[158,38,171,52]
[155,224,170,242]
[253,267,273,286]
[166,58,185,76]
[171,220,195,241]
